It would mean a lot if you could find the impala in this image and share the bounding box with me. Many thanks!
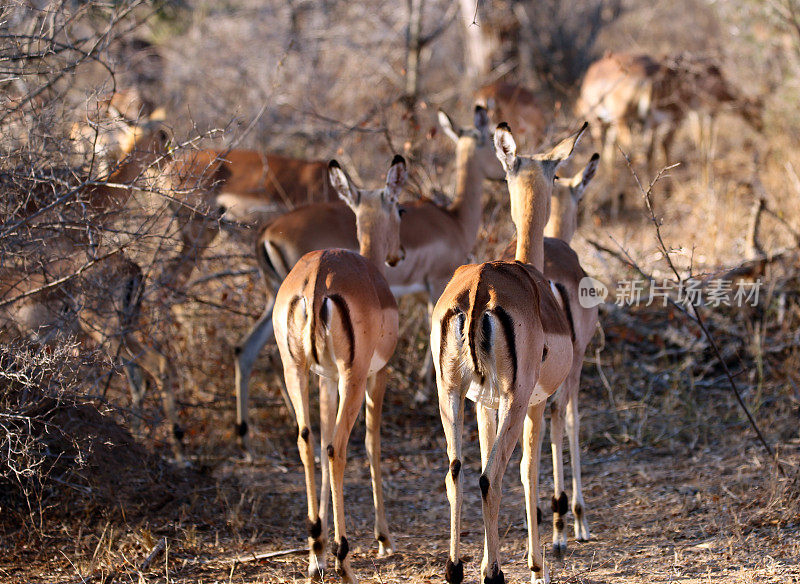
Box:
[475,80,547,146]
[432,122,586,584]
[0,252,181,457]
[273,156,406,582]
[501,152,600,556]
[2,119,182,454]
[577,52,762,178]
[156,149,335,290]
[234,105,505,450]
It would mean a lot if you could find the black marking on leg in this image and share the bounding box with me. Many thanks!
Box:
[542,344,548,361]
[235,421,248,437]
[557,491,568,515]
[334,536,349,561]
[450,459,461,479]
[377,533,389,544]
[574,502,583,518]
[312,539,324,553]
[479,474,490,499]
[307,517,322,539]
[173,424,184,442]
[537,506,543,525]
[233,345,243,356]
[445,558,464,584]
[554,516,565,531]
[326,444,334,458]
[300,426,310,442]
[483,564,505,584]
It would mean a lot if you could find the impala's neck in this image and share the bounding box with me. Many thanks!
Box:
[510,173,551,270]
[544,194,576,243]
[449,139,487,246]
[358,234,387,277]
[88,148,158,211]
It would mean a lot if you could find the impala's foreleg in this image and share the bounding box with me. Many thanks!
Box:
[123,337,183,460]
[523,401,549,584]
[328,371,367,584]
[313,375,338,577]
[477,403,498,569]
[365,366,394,556]
[477,404,498,472]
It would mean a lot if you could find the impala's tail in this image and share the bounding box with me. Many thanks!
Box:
[256,231,291,296]
[285,287,356,373]
[437,274,528,408]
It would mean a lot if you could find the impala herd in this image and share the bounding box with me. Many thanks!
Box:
[2,51,763,583]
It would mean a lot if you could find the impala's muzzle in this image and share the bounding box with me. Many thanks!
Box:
[385,245,405,267]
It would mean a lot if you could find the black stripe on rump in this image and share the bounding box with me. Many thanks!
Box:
[286,295,302,362]
[439,307,460,379]
[468,289,484,376]
[493,306,517,388]
[266,240,291,279]
[327,294,355,366]
[554,281,575,342]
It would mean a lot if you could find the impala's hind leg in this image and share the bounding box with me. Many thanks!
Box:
[312,375,338,577]
[480,382,532,584]
[438,379,466,584]
[328,371,367,583]
[523,401,549,584]
[283,362,321,579]
[365,366,394,556]
[550,390,568,558]
[565,375,590,542]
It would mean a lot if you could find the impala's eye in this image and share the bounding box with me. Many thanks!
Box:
[398,207,407,217]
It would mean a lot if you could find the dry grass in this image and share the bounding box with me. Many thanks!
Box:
[3,0,800,582]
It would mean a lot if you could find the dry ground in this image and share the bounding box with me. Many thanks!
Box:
[2,294,799,584]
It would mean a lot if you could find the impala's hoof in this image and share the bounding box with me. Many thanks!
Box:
[532,566,550,584]
[574,507,591,542]
[308,557,326,581]
[552,540,567,560]
[376,533,394,557]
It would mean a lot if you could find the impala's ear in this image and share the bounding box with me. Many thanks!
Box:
[474,104,490,134]
[538,121,588,180]
[148,107,167,122]
[571,152,600,201]
[494,122,516,174]
[385,155,407,203]
[329,160,358,208]
[438,109,460,143]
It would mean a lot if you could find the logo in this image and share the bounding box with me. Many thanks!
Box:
[578,276,608,308]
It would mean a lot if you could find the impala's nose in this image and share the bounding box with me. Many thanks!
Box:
[385,246,405,267]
